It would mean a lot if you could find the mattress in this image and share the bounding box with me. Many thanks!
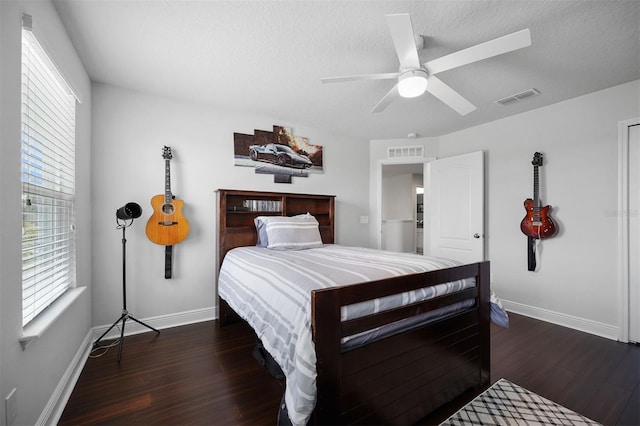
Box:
[218,245,479,425]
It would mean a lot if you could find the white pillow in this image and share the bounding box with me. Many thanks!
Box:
[261,214,323,250]
[255,213,315,248]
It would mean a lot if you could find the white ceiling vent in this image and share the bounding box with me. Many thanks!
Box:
[495,88,541,106]
[387,146,424,159]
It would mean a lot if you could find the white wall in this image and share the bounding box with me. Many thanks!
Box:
[382,172,414,220]
[370,80,639,339]
[0,1,92,425]
[90,83,371,330]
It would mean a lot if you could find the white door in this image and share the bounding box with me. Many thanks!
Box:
[429,151,484,263]
[629,124,639,343]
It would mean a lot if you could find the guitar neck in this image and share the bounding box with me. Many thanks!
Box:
[532,165,541,223]
[164,159,172,203]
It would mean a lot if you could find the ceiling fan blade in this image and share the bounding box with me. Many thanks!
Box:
[371,84,400,113]
[426,76,476,116]
[385,13,420,69]
[424,29,531,75]
[321,72,399,84]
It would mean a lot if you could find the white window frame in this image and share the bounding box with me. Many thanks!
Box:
[20,22,77,328]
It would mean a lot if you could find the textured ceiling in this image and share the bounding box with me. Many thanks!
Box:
[53,0,640,142]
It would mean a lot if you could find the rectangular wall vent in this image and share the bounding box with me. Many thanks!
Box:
[496,88,540,106]
[387,146,424,159]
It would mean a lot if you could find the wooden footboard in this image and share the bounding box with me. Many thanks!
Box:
[311,261,490,425]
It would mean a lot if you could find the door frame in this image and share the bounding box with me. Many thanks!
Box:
[376,158,434,250]
[617,117,640,343]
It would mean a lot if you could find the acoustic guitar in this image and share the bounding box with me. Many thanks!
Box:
[520,152,557,239]
[146,146,189,277]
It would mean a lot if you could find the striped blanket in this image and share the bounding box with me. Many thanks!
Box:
[218,245,476,425]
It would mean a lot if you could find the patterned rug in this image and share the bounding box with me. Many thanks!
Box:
[441,379,601,425]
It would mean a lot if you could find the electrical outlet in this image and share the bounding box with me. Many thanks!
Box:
[359,216,369,224]
[5,388,17,426]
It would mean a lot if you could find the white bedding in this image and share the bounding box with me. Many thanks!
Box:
[218,245,481,425]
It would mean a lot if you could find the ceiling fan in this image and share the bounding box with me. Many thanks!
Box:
[321,13,531,115]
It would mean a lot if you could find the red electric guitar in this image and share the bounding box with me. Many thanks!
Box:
[520,152,557,239]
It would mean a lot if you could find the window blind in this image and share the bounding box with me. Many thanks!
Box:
[21,25,77,326]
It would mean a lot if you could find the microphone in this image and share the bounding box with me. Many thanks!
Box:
[116,202,142,220]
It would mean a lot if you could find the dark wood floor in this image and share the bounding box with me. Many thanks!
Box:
[59,313,639,425]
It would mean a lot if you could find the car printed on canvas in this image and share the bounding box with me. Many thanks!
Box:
[249,143,312,169]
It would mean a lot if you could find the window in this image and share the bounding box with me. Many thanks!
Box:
[21,22,77,326]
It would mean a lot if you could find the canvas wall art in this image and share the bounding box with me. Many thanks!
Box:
[233,125,323,183]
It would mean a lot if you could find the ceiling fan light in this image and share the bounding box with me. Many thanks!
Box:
[398,70,428,98]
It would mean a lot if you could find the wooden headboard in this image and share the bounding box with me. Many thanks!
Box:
[216,189,335,267]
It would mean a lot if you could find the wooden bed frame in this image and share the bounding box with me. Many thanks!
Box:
[216,189,490,425]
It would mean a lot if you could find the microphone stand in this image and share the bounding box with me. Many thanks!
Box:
[93,218,160,362]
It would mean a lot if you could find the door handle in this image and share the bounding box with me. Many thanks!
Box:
[473,233,480,239]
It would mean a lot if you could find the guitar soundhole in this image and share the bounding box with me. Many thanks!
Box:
[162,203,174,215]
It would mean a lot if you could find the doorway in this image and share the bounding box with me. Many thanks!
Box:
[379,162,425,253]
[377,151,485,263]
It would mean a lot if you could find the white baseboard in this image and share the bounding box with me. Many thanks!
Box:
[501,299,619,341]
[45,306,218,425]
[37,329,93,426]
[91,306,217,341]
